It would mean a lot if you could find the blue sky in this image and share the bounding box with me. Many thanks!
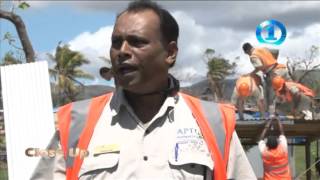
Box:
[21,6,115,53]
[1,2,115,57]
[1,1,118,86]
[1,1,320,86]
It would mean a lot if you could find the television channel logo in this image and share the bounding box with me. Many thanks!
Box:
[256,19,286,45]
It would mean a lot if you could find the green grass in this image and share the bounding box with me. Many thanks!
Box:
[0,168,8,180]
[294,142,319,179]
[0,133,7,180]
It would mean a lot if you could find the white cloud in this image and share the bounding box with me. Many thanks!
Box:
[67,26,114,86]
[68,26,113,55]
[35,26,114,86]
[56,8,319,86]
[276,23,320,67]
[170,11,255,84]
[47,1,320,31]
[4,1,319,88]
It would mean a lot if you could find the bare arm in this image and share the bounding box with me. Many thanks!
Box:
[258,119,273,141]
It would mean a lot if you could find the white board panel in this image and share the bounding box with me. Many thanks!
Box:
[1,61,55,180]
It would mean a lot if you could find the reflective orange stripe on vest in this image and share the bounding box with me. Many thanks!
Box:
[58,92,235,180]
[277,82,315,102]
[274,63,286,70]
[264,162,288,173]
[58,93,112,180]
[286,82,315,98]
[57,103,73,179]
[251,48,277,72]
[262,145,291,180]
[180,93,236,180]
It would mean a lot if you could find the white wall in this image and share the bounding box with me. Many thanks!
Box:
[1,61,55,180]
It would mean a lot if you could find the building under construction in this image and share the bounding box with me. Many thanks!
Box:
[182,79,320,179]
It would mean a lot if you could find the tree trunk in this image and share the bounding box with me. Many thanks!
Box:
[0,9,35,63]
[286,60,296,81]
[207,75,223,102]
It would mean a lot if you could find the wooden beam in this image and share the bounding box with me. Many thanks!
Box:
[236,119,320,142]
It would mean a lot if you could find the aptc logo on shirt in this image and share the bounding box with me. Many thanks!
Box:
[174,128,209,161]
[256,19,286,45]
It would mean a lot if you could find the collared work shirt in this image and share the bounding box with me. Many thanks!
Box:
[251,57,290,79]
[276,84,313,112]
[31,89,256,180]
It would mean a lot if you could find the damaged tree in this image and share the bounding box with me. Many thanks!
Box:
[287,45,320,83]
[204,48,236,102]
[0,2,35,63]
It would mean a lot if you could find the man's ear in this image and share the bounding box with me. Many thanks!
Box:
[100,67,113,81]
[165,41,178,66]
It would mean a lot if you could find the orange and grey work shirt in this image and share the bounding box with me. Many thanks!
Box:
[251,56,290,80]
[31,89,256,180]
[276,84,313,112]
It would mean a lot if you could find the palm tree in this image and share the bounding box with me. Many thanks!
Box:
[204,48,236,102]
[48,43,93,106]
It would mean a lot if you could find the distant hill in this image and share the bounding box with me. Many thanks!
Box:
[292,69,320,82]
[181,78,236,102]
[2,69,320,109]
[75,85,114,100]
[51,84,114,107]
[182,69,320,101]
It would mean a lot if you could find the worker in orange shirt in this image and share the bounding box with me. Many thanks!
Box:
[231,74,265,120]
[272,76,315,120]
[258,118,291,180]
[242,42,291,113]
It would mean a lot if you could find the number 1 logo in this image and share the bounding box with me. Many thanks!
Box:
[256,19,286,45]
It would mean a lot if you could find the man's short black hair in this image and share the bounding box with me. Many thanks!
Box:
[266,136,278,150]
[242,42,253,52]
[118,0,179,46]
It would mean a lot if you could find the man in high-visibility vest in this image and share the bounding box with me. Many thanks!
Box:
[242,42,291,113]
[272,76,315,120]
[31,1,256,180]
[231,74,265,120]
[258,118,292,180]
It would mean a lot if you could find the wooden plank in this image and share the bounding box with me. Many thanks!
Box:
[236,119,320,143]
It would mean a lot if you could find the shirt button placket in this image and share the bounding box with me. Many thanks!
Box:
[142,129,150,163]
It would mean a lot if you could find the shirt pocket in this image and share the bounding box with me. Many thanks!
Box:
[168,150,213,180]
[78,152,120,179]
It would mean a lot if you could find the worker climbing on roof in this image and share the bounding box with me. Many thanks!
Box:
[258,118,292,180]
[242,42,291,113]
[272,76,315,120]
[231,74,266,120]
